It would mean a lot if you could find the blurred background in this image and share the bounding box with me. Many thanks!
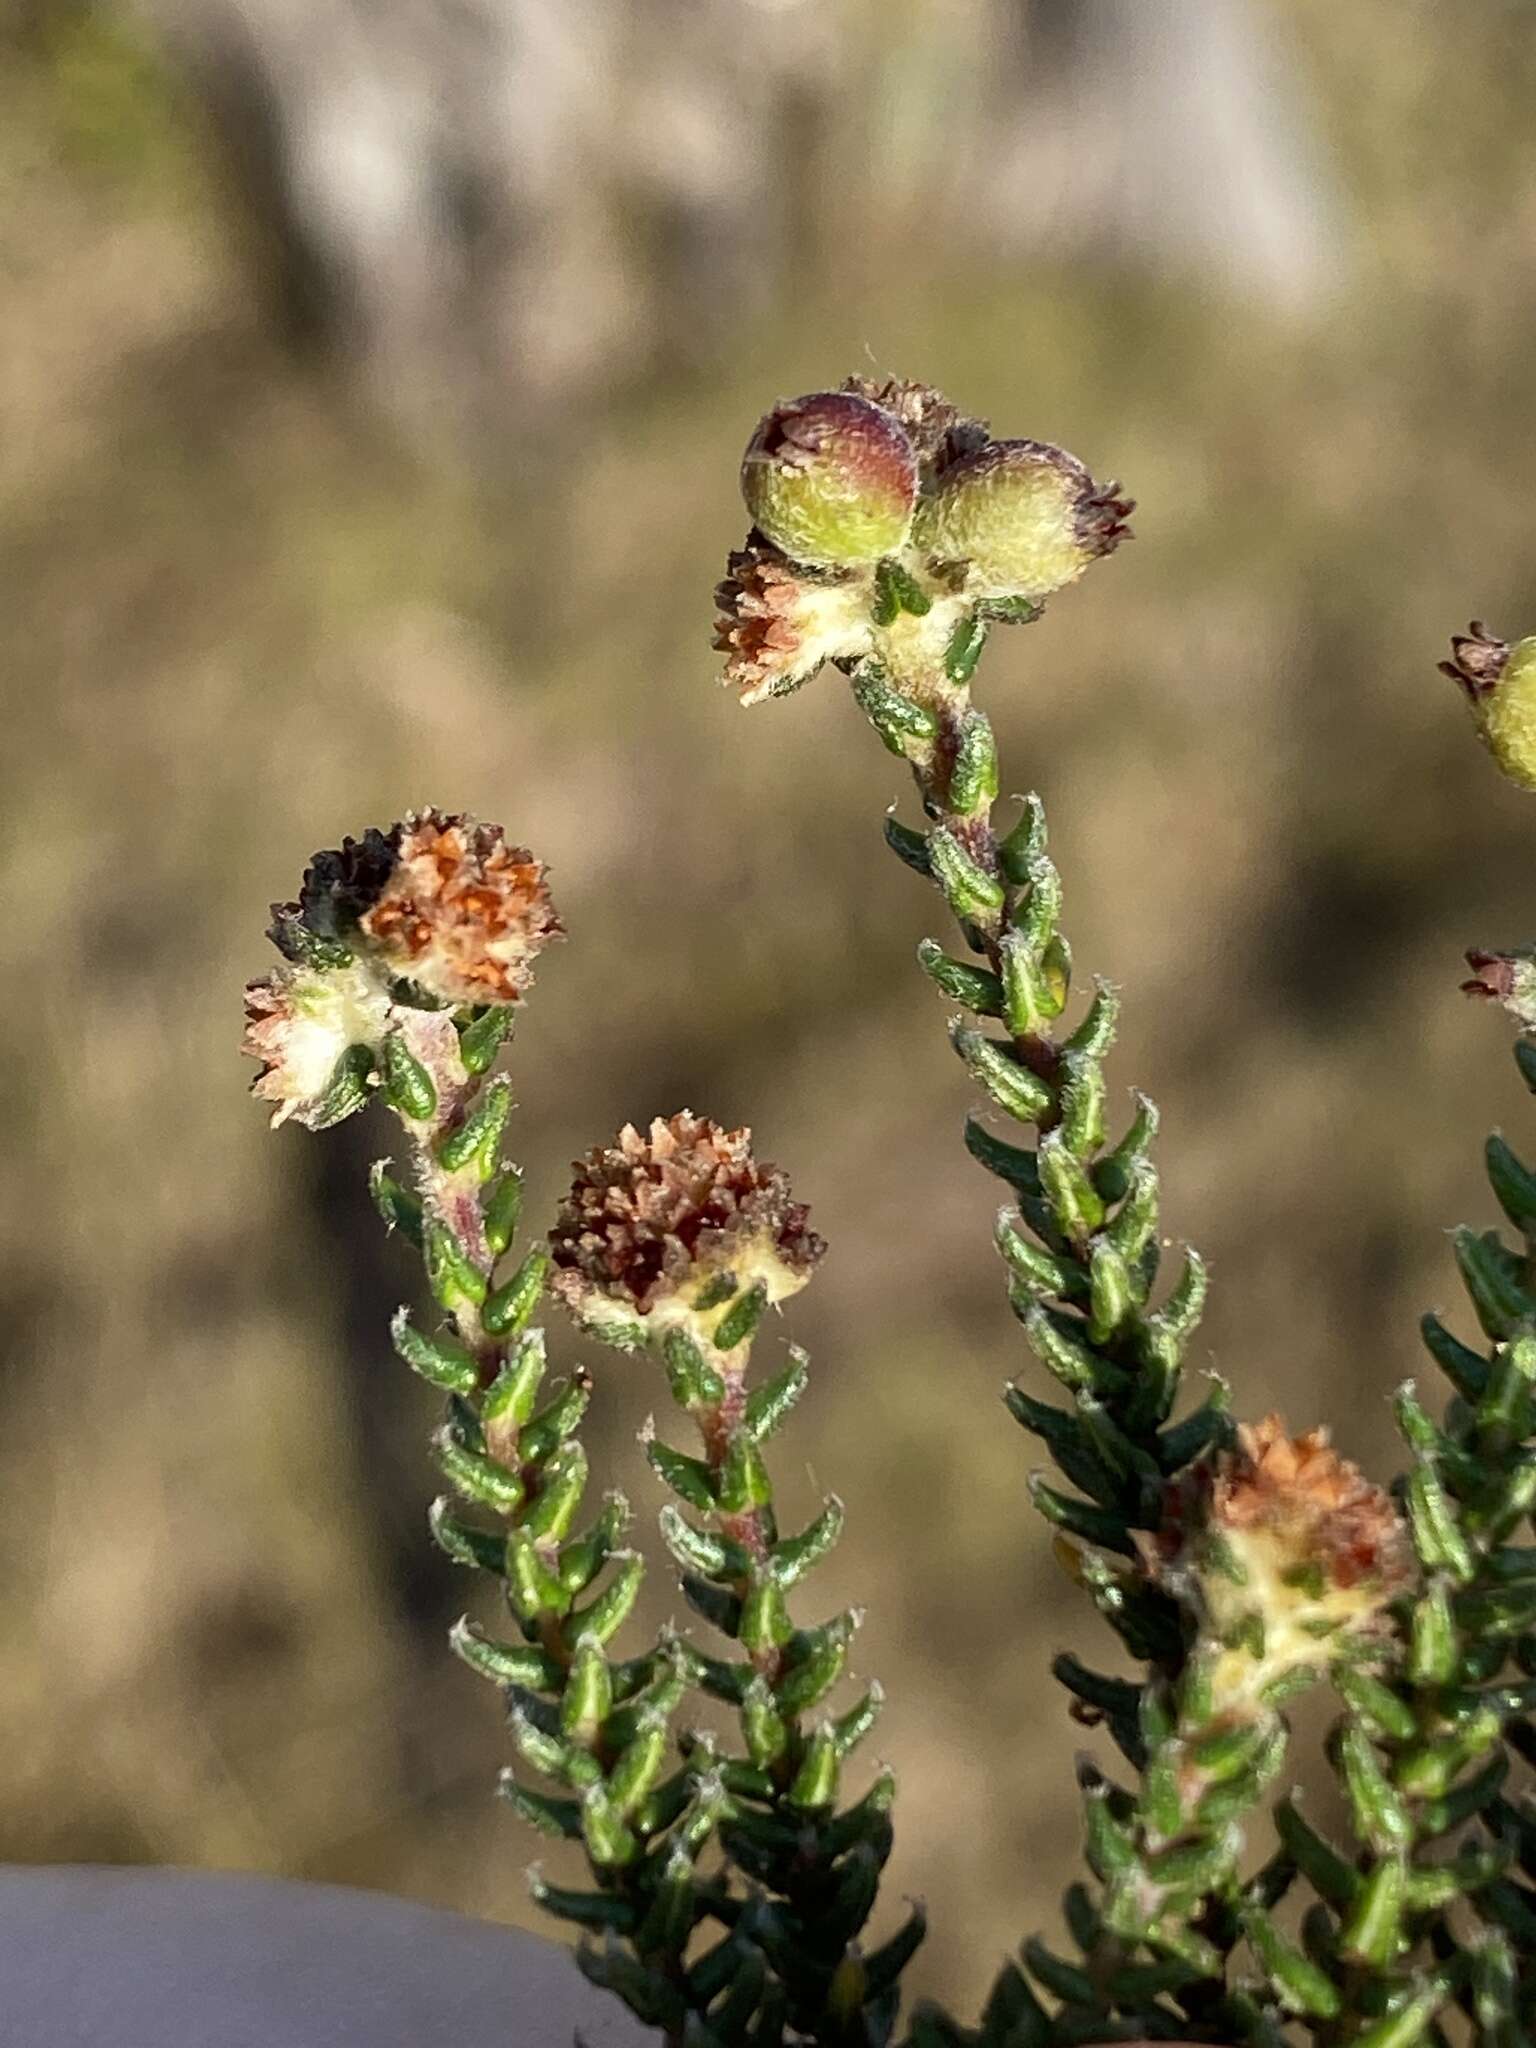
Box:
[4,0,1536,2017]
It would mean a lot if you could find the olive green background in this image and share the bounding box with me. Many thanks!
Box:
[3,1,1536,2016]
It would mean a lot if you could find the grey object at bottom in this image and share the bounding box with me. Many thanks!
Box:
[0,1865,656,2047]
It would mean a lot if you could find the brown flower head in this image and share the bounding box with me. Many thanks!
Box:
[1149,1414,1413,1713]
[242,960,391,1129]
[713,541,873,704]
[838,375,989,483]
[911,438,1133,603]
[270,811,560,1007]
[549,1112,825,1345]
[356,811,561,1006]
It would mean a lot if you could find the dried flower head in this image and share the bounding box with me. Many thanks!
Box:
[242,960,392,1129]
[1441,621,1536,791]
[549,1112,825,1346]
[837,375,989,482]
[713,542,873,704]
[911,439,1133,603]
[1463,946,1536,1030]
[1150,1415,1412,1713]
[741,391,919,570]
[357,811,561,1006]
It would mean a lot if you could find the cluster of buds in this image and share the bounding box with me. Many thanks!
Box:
[715,379,1130,706]
[548,1112,824,1355]
[1441,620,1536,792]
[243,810,561,1129]
[1145,1415,1413,1719]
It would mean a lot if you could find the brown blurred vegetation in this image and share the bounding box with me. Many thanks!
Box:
[4,0,1536,2017]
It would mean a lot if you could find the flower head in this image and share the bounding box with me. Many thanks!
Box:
[242,960,392,1129]
[912,439,1132,603]
[1441,621,1536,791]
[273,810,561,1008]
[549,1113,824,1346]
[713,542,873,704]
[837,375,989,483]
[1463,947,1536,1030]
[357,811,561,1006]
[1149,1415,1412,1713]
[741,391,918,570]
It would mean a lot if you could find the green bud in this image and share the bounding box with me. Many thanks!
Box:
[912,439,1131,603]
[741,392,918,569]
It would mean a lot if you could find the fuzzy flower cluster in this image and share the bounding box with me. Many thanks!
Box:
[715,377,1132,704]
[243,810,560,1129]
[549,1112,825,1348]
[1147,1415,1413,1716]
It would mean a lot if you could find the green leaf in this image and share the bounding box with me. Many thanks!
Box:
[772,1496,845,1588]
[917,938,1005,1015]
[437,1076,513,1173]
[391,1309,479,1394]
[369,1162,424,1249]
[929,828,1006,922]
[714,1282,769,1354]
[483,1245,550,1336]
[458,1004,514,1075]
[380,1031,438,1122]
[746,1351,809,1440]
